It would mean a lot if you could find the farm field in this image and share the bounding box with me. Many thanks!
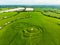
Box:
[0,8,60,45]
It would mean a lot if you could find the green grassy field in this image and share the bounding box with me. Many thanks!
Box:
[0,8,10,11]
[0,8,60,45]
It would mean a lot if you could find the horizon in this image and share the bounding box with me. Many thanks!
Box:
[0,4,60,6]
[0,0,60,5]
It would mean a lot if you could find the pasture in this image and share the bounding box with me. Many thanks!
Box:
[0,8,60,45]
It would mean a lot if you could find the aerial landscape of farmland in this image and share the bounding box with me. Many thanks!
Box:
[0,5,60,45]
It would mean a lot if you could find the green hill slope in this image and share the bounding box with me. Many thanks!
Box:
[0,11,60,45]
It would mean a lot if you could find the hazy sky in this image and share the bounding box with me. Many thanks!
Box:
[0,0,60,5]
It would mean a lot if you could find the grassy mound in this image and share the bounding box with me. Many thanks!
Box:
[0,11,60,45]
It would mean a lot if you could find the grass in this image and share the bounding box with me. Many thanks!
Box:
[0,8,60,45]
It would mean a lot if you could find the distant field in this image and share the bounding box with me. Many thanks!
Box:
[0,8,60,45]
[0,8,10,11]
